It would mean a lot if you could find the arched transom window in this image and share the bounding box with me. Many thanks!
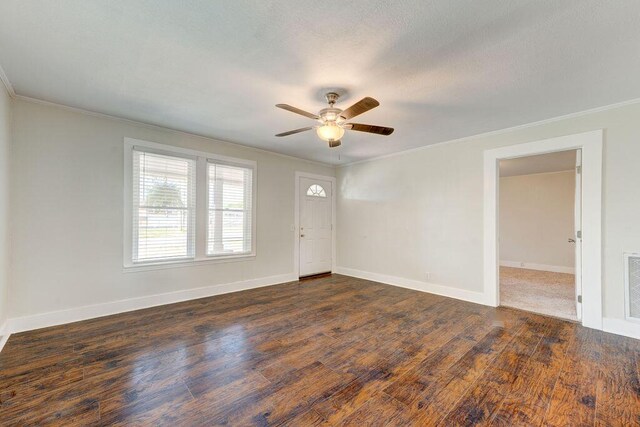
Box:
[306,184,327,197]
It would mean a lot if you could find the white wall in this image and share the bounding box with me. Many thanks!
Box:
[0,85,10,329]
[9,99,334,319]
[499,171,575,273]
[336,101,640,323]
[7,95,640,337]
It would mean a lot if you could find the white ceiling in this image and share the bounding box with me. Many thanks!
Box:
[500,150,576,177]
[1,1,639,165]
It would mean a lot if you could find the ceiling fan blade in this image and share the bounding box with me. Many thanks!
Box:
[275,126,314,137]
[345,123,394,136]
[275,104,319,120]
[339,97,379,120]
[328,140,342,148]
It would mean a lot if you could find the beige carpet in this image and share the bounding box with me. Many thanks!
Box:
[500,266,577,321]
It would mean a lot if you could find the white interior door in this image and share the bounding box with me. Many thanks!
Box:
[299,177,332,277]
[575,149,583,320]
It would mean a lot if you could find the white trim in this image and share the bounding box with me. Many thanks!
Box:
[294,172,337,278]
[500,169,575,179]
[484,130,603,330]
[15,95,333,168]
[125,137,258,167]
[0,62,15,98]
[0,320,9,353]
[10,89,640,169]
[123,137,258,270]
[335,267,487,305]
[122,254,257,273]
[499,260,575,275]
[5,273,296,335]
[16,92,640,170]
[603,318,640,340]
[338,98,640,168]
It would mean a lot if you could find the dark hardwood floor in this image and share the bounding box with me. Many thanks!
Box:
[1,274,639,426]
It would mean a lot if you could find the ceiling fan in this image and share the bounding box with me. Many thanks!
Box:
[275,92,394,148]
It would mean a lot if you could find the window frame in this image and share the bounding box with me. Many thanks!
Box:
[206,159,255,259]
[306,184,327,197]
[131,147,197,264]
[124,138,257,271]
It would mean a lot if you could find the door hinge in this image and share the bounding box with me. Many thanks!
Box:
[577,230,582,239]
[577,295,582,303]
[576,165,582,174]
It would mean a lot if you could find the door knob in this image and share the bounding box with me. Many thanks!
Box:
[568,238,576,243]
[300,234,305,238]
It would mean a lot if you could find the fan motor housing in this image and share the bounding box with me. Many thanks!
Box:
[318,107,343,122]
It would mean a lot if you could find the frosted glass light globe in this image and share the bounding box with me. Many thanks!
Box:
[316,122,345,141]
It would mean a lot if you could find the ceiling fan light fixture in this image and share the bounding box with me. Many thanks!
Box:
[275,92,394,146]
[316,122,345,142]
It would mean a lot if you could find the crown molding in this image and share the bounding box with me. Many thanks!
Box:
[338,96,640,168]
[14,95,335,169]
[0,63,15,98]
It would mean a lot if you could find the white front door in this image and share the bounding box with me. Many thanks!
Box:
[299,177,332,277]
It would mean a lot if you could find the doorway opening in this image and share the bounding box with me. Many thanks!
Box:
[484,130,603,330]
[294,172,336,279]
[498,150,581,321]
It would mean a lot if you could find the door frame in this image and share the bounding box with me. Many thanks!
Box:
[483,130,603,330]
[294,172,337,278]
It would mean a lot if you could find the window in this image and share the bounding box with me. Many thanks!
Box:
[132,150,196,263]
[125,138,256,269]
[208,161,253,256]
[306,184,327,197]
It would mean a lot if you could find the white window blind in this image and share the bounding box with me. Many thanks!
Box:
[207,161,253,256]
[132,149,196,263]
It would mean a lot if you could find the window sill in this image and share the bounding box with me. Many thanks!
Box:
[123,254,256,273]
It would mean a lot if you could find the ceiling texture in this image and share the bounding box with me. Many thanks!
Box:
[1,1,639,165]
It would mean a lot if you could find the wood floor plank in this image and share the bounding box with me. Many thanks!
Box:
[196,360,349,425]
[543,327,599,427]
[439,318,545,426]
[488,320,574,426]
[312,369,391,425]
[0,274,638,426]
[334,392,415,427]
[405,325,521,424]
[281,408,330,426]
[594,330,640,426]
[99,377,198,426]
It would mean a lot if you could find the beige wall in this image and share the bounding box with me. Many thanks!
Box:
[0,86,10,327]
[499,171,575,272]
[336,101,640,322]
[9,99,334,318]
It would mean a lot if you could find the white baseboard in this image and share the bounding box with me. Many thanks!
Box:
[500,260,575,274]
[334,266,488,305]
[0,320,9,353]
[603,317,640,340]
[5,273,297,336]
